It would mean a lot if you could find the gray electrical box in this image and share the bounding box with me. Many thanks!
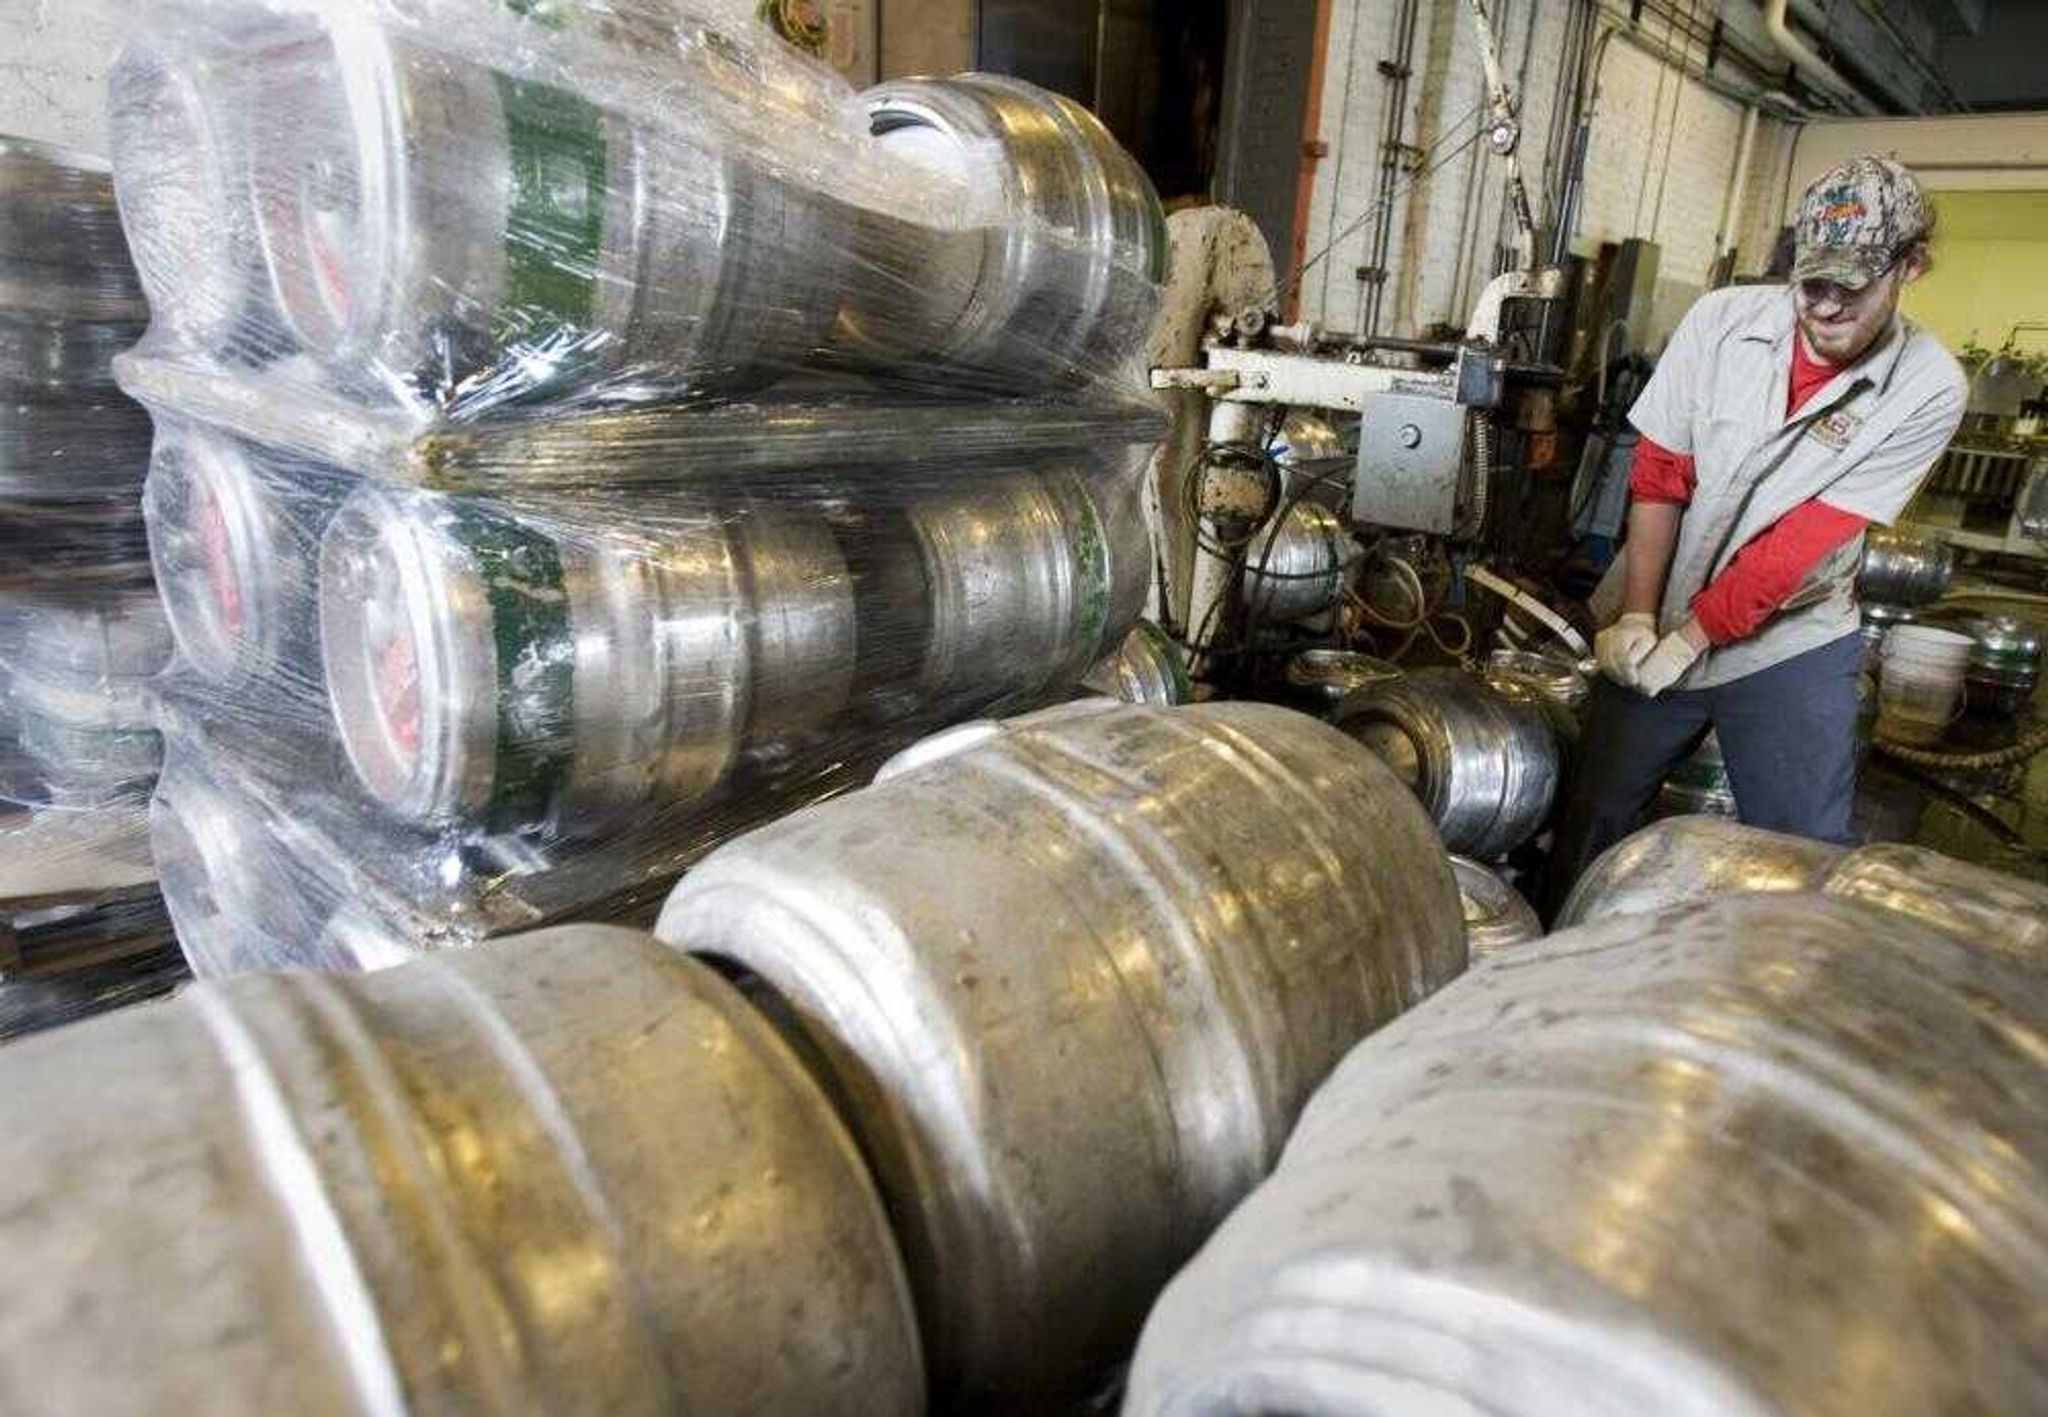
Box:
[1352,392,1470,535]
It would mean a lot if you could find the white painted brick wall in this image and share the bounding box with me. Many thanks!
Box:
[1302,0,1782,347]
[0,0,120,155]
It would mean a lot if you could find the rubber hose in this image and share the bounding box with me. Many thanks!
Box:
[1874,720,2048,772]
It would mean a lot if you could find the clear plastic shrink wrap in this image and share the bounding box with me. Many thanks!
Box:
[0,805,187,1043]
[0,135,181,1035]
[108,0,1169,976]
[0,138,155,591]
[109,0,1165,419]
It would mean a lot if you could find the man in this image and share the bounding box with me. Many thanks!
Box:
[1546,156,1966,910]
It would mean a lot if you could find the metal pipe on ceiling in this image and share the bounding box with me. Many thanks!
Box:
[1760,0,1881,115]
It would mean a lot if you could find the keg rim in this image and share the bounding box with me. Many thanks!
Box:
[108,47,254,345]
[251,21,513,364]
[148,768,253,962]
[145,429,270,681]
[320,486,490,822]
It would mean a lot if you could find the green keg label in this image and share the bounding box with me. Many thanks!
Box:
[449,502,575,831]
[491,73,608,349]
[1049,468,1113,655]
[1133,619,1192,705]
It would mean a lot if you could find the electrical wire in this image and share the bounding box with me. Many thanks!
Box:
[1263,100,1490,314]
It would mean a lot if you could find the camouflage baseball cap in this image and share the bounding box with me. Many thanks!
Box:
[1792,156,1930,288]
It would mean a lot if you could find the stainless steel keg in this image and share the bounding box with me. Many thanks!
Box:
[1557,816,2048,961]
[730,505,858,749]
[0,398,154,500]
[1123,893,2047,1416]
[0,136,146,322]
[144,425,348,683]
[10,692,162,805]
[108,45,279,354]
[1855,526,1954,608]
[656,700,1466,1409]
[1283,648,1401,713]
[1558,813,1844,928]
[1244,500,1352,623]
[1,592,167,805]
[1450,853,1542,957]
[319,485,751,833]
[6,587,172,688]
[1081,619,1190,705]
[149,754,332,977]
[1272,410,1351,510]
[855,73,1166,384]
[1483,647,1589,713]
[1962,612,2042,717]
[0,314,143,398]
[248,24,845,403]
[1653,729,1738,818]
[0,924,925,1415]
[1336,666,1560,858]
[906,465,1148,701]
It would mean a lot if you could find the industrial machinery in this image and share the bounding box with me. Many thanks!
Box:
[1149,0,1585,705]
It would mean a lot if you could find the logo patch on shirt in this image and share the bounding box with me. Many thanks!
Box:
[1808,408,1863,450]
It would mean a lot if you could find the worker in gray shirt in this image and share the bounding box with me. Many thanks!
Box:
[1546,157,1966,912]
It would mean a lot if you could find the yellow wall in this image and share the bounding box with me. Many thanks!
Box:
[1901,189,2048,356]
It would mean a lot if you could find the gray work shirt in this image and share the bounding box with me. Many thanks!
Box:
[1594,284,1966,690]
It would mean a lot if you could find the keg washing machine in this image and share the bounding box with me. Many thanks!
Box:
[1150,0,1590,701]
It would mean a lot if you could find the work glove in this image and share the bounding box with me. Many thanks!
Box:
[1595,612,1659,688]
[1635,628,1704,698]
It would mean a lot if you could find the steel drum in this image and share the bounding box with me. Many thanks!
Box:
[248,24,845,402]
[1855,526,1954,608]
[1244,500,1351,623]
[1336,666,1560,858]
[854,73,1165,384]
[1560,815,2048,960]
[0,924,925,1415]
[1124,892,2048,1416]
[318,484,754,833]
[145,425,349,684]
[1450,853,1542,957]
[656,700,1465,1409]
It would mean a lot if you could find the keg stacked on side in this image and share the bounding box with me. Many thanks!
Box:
[0,924,929,1414]
[109,0,1166,976]
[656,700,1468,1409]
[0,138,165,804]
[1125,872,2047,1417]
[109,6,1165,414]
[0,136,188,1034]
[1334,666,1561,859]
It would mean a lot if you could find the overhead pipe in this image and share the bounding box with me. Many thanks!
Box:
[1760,0,1881,115]
[1711,102,1759,274]
[1583,20,1795,129]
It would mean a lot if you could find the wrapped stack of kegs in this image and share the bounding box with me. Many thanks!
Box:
[0,136,185,1035]
[106,0,1169,975]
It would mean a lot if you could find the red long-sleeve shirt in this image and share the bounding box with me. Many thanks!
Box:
[1625,335,1870,645]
